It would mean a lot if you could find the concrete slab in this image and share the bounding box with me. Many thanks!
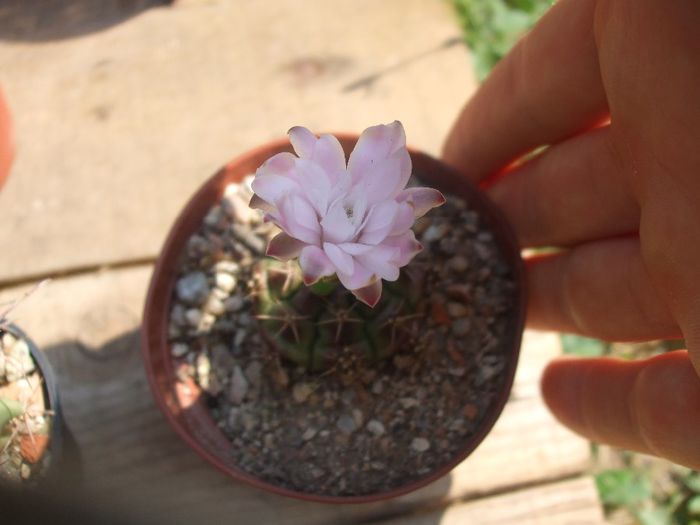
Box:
[0,0,474,282]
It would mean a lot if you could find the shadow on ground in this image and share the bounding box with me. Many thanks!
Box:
[40,329,451,524]
[0,0,170,42]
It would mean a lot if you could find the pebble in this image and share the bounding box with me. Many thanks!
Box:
[371,380,384,395]
[292,383,314,403]
[169,342,188,359]
[352,408,364,428]
[336,414,357,435]
[244,361,263,387]
[447,302,469,318]
[222,185,257,224]
[451,318,471,337]
[176,272,209,305]
[20,463,31,480]
[263,433,275,449]
[204,205,223,227]
[229,366,248,405]
[198,313,216,332]
[215,272,237,293]
[196,354,212,388]
[184,308,201,327]
[448,255,469,272]
[366,420,385,436]
[224,294,245,312]
[302,428,318,441]
[233,330,247,349]
[422,223,449,243]
[231,223,266,254]
[204,295,225,316]
[214,259,240,275]
[3,338,35,382]
[399,397,419,409]
[411,437,431,452]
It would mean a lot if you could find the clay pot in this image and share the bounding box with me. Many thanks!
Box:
[0,88,14,190]
[141,136,526,503]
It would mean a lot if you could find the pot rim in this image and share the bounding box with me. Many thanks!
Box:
[141,135,526,504]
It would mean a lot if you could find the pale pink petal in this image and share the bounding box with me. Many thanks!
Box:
[313,134,347,180]
[359,200,399,245]
[323,242,354,276]
[389,202,415,236]
[266,232,306,261]
[248,193,275,213]
[356,245,400,281]
[347,121,407,184]
[278,196,320,245]
[320,199,360,244]
[295,158,332,215]
[250,173,299,205]
[352,279,382,308]
[336,261,374,291]
[288,126,317,158]
[257,152,298,178]
[337,242,373,255]
[382,230,423,267]
[397,187,446,218]
[299,245,336,285]
[354,149,412,206]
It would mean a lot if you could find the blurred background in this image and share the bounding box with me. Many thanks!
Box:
[0,1,696,524]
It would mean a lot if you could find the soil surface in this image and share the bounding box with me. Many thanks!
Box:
[166,177,518,496]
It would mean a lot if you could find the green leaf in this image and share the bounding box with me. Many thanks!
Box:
[0,397,23,429]
[685,472,700,493]
[688,495,700,515]
[596,469,652,507]
[561,334,607,357]
[636,507,671,525]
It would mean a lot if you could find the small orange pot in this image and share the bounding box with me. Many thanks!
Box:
[141,136,526,503]
[0,88,14,191]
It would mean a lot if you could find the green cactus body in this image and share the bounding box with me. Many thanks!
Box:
[254,258,426,371]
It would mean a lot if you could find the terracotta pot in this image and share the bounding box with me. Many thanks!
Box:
[0,88,14,191]
[141,136,526,503]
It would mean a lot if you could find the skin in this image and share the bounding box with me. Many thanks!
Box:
[443,0,700,469]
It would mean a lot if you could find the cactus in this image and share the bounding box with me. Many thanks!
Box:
[253,257,426,371]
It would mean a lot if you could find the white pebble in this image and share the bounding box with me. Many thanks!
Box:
[411,437,431,452]
[171,343,189,358]
[215,272,237,293]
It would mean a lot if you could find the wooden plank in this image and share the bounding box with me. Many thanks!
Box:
[0,269,594,523]
[0,0,474,281]
[378,477,605,525]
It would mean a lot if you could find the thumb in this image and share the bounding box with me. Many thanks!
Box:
[541,350,700,469]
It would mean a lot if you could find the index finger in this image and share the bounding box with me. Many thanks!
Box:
[443,0,608,182]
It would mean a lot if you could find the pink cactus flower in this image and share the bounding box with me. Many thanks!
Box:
[249,121,445,307]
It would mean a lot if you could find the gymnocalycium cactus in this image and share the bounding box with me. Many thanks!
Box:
[249,122,445,370]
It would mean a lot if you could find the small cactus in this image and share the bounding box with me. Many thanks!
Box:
[253,257,426,370]
[248,122,444,371]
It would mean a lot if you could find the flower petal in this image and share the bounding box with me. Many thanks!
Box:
[356,245,400,281]
[397,187,446,218]
[248,193,275,213]
[347,121,407,184]
[352,279,382,308]
[382,230,423,267]
[336,260,374,291]
[359,200,399,245]
[278,195,320,245]
[266,232,306,261]
[299,245,335,285]
[288,126,317,158]
[321,198,360,244]
[323,242,354,276]
[313,134,347,180]
[389,201,415,236]
[337,242,373,255]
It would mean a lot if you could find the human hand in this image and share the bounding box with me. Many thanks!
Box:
[443,0,700,469]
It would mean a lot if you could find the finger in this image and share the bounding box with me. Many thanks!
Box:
[443,0,608,182]
[488,126,639,248]
[527,237,680,341]
[542,351,700,470]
